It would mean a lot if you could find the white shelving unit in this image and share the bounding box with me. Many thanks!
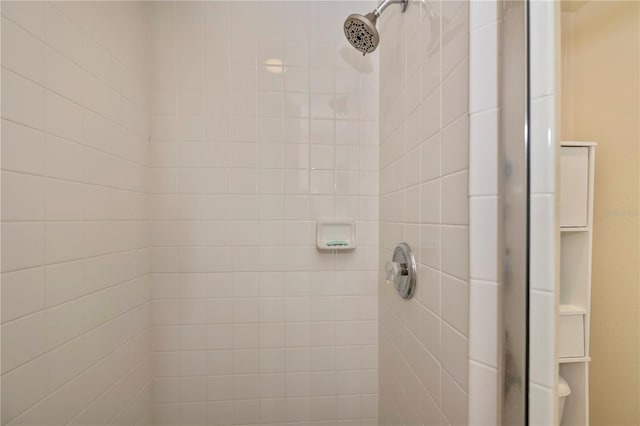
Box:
[558,141,596,425]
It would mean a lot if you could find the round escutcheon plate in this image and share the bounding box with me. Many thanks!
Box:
[385,242,417,299]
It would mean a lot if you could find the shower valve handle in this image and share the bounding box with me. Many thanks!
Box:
[385,243,417,299]
[385,260,407,283]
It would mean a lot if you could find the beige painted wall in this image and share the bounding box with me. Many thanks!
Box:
[561,2,640,425]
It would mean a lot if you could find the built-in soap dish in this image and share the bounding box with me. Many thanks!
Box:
[316,220,356,251]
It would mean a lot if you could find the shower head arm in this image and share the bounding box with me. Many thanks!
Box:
[373,0,408,16]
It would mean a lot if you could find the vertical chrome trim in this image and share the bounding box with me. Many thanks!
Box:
[500,0,530,425]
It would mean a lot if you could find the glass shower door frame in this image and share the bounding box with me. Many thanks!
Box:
[500,0,530,424]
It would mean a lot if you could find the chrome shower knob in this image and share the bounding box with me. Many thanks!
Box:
[385,242,417,299]
[385,260,402,282]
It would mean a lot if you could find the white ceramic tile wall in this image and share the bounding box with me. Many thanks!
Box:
[468,0,502,424]
[1,1,152,425]
[0,1,505,424]
[147,2,379,425]
[378,1,471,424]
[529,0,559,424]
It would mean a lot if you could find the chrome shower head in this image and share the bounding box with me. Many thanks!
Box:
[343,0,407,56]
[343,13,379,56]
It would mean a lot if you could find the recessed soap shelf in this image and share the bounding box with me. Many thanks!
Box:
[316,220,356,251]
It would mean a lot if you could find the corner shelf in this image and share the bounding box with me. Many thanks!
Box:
[559,356,591,364]
[558,142,596,426]
[560,227,589,233]
[559,304,586,315]
[561,141,598,147]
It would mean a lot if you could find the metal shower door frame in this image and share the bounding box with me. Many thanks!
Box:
[500,0,530,424]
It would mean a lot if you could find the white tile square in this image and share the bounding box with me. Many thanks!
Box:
[529,0,555,98]
[469,109,499,196]
[441,371,468,426]
[441,274,469,336]
[530,290,556,388]
[529,383,555,426]
[469,196,499,281]
[470,0,500,31]
[469,280,500,367]
[530,95,557,194]
[440,322,468,391]
[441,225,468,280]
[441,171,468,225]
[468,361,499,425]
[469,21,498,113]
[530,194,556,292]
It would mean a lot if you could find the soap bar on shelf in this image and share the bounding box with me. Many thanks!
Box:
[326,240,349,247]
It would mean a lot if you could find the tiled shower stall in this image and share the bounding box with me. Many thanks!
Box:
[1,1,503,425]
